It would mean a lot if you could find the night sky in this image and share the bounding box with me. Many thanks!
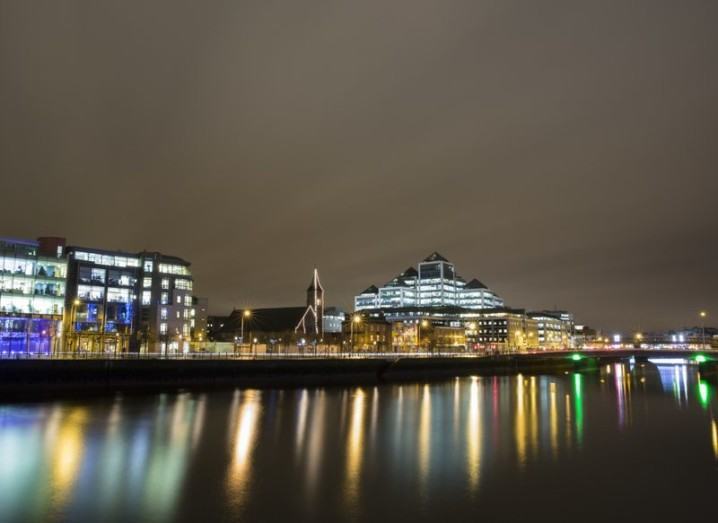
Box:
[1,1,716,332]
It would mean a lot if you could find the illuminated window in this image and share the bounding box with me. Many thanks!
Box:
[160,323,168,334]
[142,291,152,305]
[143,277,152,288]
[107,288,130,303]
[159,264,189,276]
[175,279,193,291]
[161,292,168,305]
[161,307,167,320]
[161,278,169,290]
[77,285,104,301]
[144,260,153,272]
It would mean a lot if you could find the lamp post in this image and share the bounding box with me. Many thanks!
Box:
[350,314,361,356]
[468,322,477,354]
[635,332,643,347]
[700,311,707,349]
[240,309,251,352]
[420,319,429,354]
[67,298,81,354]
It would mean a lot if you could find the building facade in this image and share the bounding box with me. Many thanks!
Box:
[473,308,539,352]
[341,313,392,352]
[63,247,194,354]
[0,237,67,354]
[138,252,194,354]
[355,252,503,311]
[191,296,209,341]
[528,311,572,350]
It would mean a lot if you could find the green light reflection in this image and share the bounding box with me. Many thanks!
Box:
[698,381,710,408]
[573,374,584,445]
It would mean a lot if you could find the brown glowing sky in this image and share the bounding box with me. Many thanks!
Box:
[1,1,717,332]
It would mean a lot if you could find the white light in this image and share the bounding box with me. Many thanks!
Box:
[648,358,689,365]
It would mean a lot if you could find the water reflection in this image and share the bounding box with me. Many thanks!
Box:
[0,393,204,523]
[51,408,87,506]
[227,390,261,514]
[418,384,431,489]
[515,374,526,466]
[0,363,717,522]
[549,382,558,458]
[467,377,481,489]
[345,388,366,508]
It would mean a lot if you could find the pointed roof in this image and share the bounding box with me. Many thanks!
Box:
[360,285,379,295]
[401,266,418,278]
[422,251,449,263]
[306,269,324,292]
[385,266,418,287]
[465,278,487,290]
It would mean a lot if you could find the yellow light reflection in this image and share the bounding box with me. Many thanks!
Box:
[712,420,718,460]
[344,389,366,507]
[305,390,326,500]
[51,408,88,507]
[515,375,526,467]
[227,391,261,512]
[296,389,309,456]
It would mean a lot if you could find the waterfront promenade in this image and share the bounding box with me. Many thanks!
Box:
[1,349,715,397]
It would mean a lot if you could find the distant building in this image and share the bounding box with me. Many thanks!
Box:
[191,296,209,341]
[323,306,345,334]
[355,252,503,311]
[295,269,324,337]
[341,312,392,352]
[210,268,345,351]
[472,308,539,352]
[528,311,572,350]
[210,306,315,352]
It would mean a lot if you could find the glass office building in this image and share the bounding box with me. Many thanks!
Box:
[64,248,194,354]
[63,247,141,354]
[0,237,67,354]
[354,252,504,312]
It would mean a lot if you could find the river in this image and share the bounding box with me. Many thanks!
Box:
[1,361,716,522]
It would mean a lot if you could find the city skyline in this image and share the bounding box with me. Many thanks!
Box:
[2,1,717,332]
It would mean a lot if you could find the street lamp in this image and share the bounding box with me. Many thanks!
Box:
[67,298,82,354]
[515,329,523,353]
[420,319,430,353]
[635,332,643,346]
[350,314,361,355]
[700,311,707,349]
[240,309,251,347]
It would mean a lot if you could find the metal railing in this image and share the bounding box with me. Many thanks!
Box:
[0,350,515,361]
[0,347,713,361]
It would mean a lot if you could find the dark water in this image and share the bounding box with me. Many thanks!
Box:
[1,362,717,522]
